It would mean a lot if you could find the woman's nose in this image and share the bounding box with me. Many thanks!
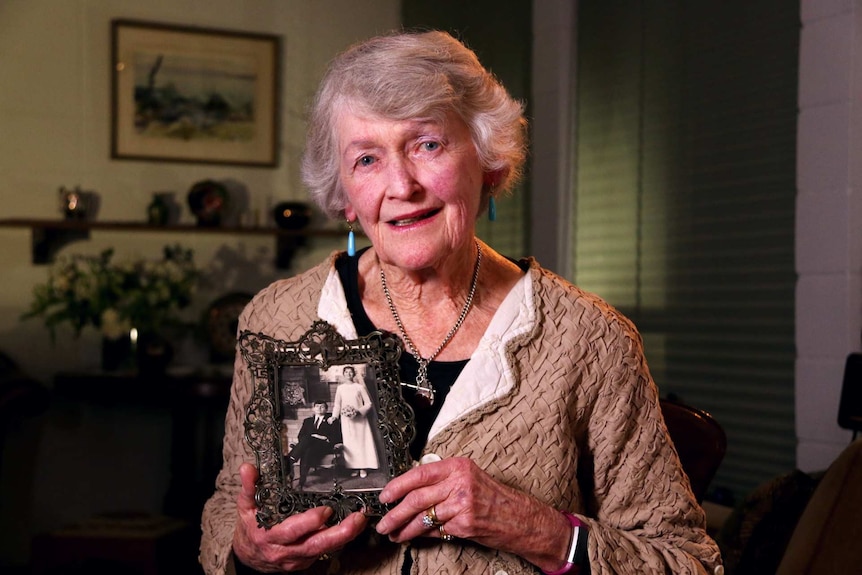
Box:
[386,156,420,198]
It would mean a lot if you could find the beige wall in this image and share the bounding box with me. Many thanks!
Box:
[0,0,398,382]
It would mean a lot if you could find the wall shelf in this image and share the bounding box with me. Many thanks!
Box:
[0,218,344,268]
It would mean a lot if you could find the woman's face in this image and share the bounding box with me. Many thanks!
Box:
[337,105,485,272]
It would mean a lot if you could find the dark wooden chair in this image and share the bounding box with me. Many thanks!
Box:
[660,398,727,502]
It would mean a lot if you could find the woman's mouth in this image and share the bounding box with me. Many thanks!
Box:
[389,208,441,227]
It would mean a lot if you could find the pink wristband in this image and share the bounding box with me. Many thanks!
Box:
[542,511,585,575]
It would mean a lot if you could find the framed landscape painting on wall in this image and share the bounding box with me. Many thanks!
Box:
[111,19,279,167]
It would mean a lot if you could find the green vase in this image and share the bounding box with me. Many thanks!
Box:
[147,193,170,226]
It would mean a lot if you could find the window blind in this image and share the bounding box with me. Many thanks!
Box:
[572,0,799,501]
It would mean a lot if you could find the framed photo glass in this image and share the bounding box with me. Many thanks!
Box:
[239,321,415,528]
[111,19,279,167]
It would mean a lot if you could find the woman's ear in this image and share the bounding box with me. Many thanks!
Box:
[344,204,357,222]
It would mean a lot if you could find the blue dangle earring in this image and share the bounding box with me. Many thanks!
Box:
[488,196,497,222]
[347,219,356,256]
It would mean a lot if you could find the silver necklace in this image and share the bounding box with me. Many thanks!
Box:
[380,240,482,405]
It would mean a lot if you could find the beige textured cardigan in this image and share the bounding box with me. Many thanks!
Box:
[200,253,722,574]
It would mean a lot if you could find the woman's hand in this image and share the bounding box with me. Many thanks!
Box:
[232,463,368,572]
[374,457,572,573]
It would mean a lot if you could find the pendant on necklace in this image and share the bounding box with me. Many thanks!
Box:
[414,360,435,405]
[399,381,435,406]
[414,387,434,407]
[397,359,435,406]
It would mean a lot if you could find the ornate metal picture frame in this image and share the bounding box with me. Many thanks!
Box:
[239,321,415,528]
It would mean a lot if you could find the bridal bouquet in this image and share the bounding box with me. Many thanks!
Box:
[341,405,357,418]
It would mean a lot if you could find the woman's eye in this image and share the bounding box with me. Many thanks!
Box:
[422,141,440,152]
[358,155,375,167]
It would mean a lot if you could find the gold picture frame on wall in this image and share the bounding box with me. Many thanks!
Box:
[238,321,415,528]
[111,19,279,167]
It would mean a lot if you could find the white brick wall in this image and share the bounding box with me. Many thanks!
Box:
[796,0,861,470]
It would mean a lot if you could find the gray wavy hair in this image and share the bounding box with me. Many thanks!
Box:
[301,30,528,220]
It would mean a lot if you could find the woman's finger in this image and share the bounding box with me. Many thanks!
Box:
[237,462,260,512]
[266,505,335,546]
[378,458,454,504]
[380,501,454,543]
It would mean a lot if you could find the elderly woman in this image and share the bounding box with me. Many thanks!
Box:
[201,30,722,575]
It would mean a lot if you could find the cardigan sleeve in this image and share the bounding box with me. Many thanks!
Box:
[577,317,722,574]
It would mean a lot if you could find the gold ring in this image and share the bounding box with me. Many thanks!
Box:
[438,524,454,542]
[422,505,442,528]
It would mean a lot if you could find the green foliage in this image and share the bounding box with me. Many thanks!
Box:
[22,245,199,340]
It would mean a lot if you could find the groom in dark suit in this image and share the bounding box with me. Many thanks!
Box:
[286,400,342,488]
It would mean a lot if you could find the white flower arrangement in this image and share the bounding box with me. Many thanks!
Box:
[23,245,198,339]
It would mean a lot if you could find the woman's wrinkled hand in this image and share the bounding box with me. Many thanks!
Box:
[232,463,368,572]
[373,457,571,573]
